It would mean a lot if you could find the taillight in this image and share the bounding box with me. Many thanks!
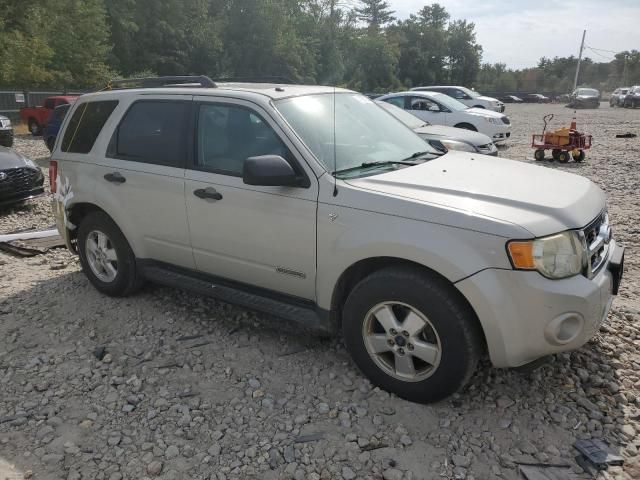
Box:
[50,160,58,193]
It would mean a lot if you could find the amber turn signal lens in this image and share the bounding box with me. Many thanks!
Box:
[507,241,535,269]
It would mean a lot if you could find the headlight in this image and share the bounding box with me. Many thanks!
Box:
[507,231,585,279]
[0,118,11,128]
[429,139,476,153]
[485,117,501,125]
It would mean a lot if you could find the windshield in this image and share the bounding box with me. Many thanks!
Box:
[375,101,428,129]
[426,92,468,112]
[459,86,480,98]
[275,93,437,174]
[577,88,599,96]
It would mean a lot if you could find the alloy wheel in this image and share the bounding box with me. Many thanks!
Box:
[362,302,442,382]
[85,230,118,282]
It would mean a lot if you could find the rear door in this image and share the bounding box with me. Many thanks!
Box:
[184,97,317,299]
[92,96,195,268]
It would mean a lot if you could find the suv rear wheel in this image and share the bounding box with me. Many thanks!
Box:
[77,212,143,296]
[342,266,482,403]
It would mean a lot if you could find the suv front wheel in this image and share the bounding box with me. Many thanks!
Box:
[342,266,482,403]
[77,212,143,296]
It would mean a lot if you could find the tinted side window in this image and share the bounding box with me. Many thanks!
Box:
[409,97,438,111]
[61,100,119,153]
[111,101,189,167]
[53,105,69,122]
[196,104,291,176]
[44,99,55,109]
[384,97,405,109]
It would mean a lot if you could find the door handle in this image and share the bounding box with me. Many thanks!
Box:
[193,187,223,201]
[104,172,126,184]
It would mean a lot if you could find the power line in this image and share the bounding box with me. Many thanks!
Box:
[584,47,615,61]
[584,45,620,55]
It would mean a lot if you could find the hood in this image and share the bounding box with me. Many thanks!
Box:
[415,125,494,147]
[0,146,37,170]
[477,95,501,104]
[464,107,505,119]
[345,152,605,237]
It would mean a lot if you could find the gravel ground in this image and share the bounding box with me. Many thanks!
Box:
[1,103,639,480]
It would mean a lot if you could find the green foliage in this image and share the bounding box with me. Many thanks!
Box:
[3,1,633,93]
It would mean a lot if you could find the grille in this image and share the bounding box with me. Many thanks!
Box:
[501,116,511,125]
[0,167,42,196]
[581,211,611,278]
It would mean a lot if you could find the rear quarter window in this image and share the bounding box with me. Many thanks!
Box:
[61,100,119,154]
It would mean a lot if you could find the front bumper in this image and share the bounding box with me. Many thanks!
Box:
[0,186,45,207]
[456,240,623,368]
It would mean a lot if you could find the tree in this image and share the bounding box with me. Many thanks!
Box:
[355,0,395,31]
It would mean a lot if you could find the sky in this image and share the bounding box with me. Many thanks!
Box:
[387,0,640,69]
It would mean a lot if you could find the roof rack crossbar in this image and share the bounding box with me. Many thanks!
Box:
[213,76,297,85]
[105,75,217,90]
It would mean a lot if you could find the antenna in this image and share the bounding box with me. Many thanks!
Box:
[332,85,338,197]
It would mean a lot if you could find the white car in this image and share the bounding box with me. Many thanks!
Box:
[377,91,511,142]
[411,86,505,112]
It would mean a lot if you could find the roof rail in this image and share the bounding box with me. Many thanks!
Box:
[102,75,217,91]
[213,76,297,85]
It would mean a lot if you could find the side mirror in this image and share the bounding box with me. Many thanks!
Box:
[243,155,305,187]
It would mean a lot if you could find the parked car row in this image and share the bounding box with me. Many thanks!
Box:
[377,91,511,142]
[611,86,640,108]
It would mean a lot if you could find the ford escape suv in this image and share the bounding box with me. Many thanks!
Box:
[51,76,624,403]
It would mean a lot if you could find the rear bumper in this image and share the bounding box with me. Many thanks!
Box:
[456,240,622,368]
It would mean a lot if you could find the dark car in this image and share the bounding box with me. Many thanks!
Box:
[0,115,13,147]
[500,95,523,103]
[610,87,629,107]
[624,86,640,108]
[525,94,550,103]
[43,103,71,152]
[569,88,601,108]
[0,146,45,207]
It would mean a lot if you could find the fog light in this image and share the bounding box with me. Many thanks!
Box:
[544,313,584,345]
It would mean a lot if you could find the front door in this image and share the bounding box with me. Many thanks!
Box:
[184,97,318,300]
[407,96,448,125]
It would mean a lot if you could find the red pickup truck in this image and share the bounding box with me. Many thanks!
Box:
[20,95,78,136]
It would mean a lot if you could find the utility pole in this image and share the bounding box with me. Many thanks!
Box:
[572,29,586,92]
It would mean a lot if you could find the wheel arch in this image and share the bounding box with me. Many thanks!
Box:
[329,256,487,352]
[66,202,112,251]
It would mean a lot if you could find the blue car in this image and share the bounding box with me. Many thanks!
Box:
[43,103,71,152]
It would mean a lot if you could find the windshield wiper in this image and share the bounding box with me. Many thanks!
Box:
[333,160,419,175]
[398,150,435,161]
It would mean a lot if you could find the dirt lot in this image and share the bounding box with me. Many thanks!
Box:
[1,103,639,480]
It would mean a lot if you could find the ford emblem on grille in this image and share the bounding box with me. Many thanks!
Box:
[0,172,7,181]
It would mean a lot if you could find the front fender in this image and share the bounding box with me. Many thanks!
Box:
[315,202,511,310]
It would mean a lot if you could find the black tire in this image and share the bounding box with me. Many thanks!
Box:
[574,150,585,162]
[0,137,13,148]
[454,123,477,132]
[552,149,561,160]
[534,149,546,161]
[77,211,143,297]
[28,118,41,136]
[558,151,570,163]
[342,266,482,404]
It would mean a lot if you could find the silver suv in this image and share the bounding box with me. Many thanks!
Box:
[51,76,624,403]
